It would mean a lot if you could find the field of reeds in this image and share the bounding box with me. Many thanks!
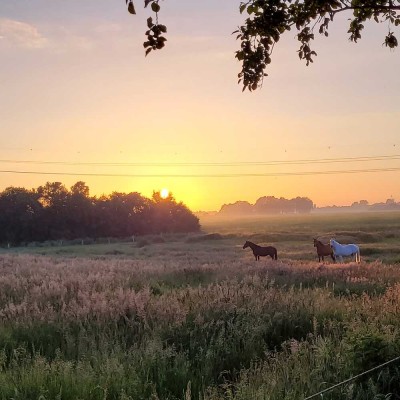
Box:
[1,211,400,399]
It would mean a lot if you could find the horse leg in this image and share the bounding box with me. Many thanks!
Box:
[331,253,335,262]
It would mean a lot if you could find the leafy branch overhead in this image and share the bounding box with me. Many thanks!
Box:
[235,0,399,91]
[126,0,399,91]
[126,0,167,55]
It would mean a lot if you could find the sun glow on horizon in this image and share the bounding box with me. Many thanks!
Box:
[160,188,169,199]
[1,2,400,213]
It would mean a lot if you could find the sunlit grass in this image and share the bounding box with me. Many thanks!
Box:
[0,252,399,399]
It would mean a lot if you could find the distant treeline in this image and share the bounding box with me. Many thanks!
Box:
[317,199,400,213]
[219,196,314,216]
[0,182,200,245]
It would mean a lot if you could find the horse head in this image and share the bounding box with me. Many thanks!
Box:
[313,238,317,247]
[243,241,250,249]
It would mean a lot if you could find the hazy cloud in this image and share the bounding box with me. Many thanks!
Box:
[0,18,47,48]
[53,26,94,51]
[93,22,123,34]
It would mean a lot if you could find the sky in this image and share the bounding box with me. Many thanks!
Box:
[1,0,399,211]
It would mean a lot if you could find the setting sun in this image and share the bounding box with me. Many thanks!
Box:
[160,188,169,199]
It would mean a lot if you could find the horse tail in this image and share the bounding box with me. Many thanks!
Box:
[274,249,278,260]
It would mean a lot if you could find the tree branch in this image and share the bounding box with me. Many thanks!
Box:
[332,4,400,15]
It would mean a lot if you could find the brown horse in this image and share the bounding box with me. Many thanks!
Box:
[313,238,335,262]
[243,241,278,260]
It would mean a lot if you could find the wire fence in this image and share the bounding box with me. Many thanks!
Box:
[304,355,400,399]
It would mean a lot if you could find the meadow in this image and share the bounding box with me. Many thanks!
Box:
[1,211,400,399]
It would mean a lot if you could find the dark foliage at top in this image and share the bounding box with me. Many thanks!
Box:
[234,0,400,90]
[0,182,200,245]
[124,0,399,90]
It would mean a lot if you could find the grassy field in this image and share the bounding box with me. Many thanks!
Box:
[3,211,400,264]
[1,211,400,399]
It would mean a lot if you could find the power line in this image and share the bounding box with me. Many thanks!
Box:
[0,154,400,167]
[1,166,400,178]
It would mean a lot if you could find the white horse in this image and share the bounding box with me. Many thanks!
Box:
[330,239,361,263]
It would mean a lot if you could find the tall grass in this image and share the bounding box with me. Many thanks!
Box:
[1,252,400,399]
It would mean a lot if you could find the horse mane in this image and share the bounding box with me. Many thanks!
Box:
[246,241,259,247]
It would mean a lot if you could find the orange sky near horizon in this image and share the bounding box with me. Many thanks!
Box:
[1,1,399,212]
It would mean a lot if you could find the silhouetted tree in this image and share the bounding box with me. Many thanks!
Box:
[37,182,69,208]
[151,191,200,233]
[219,201,254,216]
[221,195,314,215]
[254,196,286,213]
[66,182,95,238]
[290,196,314,213]
[0,183,200,244]
[0,187,43,244]
[99,192,153,237]
[37,182,70,239]
[70,181,90,197]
